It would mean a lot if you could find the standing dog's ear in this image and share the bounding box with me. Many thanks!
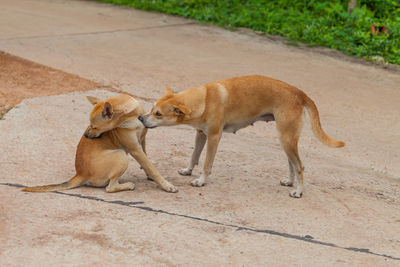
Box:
[172,104,191,115]
[87,96,102,105]
[102,102,113,120]
[165,87,174,96]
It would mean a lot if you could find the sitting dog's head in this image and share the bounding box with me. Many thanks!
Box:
[84,96,117,139]
[84,94,140,139]
[139,88,191,128]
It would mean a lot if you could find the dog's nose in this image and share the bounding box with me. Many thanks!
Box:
[138,115,144,122]
[84,131,89,138]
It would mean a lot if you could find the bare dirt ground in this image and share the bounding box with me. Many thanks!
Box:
[1,0,400,266]
[1,50,400,266]
[0,51,100,118]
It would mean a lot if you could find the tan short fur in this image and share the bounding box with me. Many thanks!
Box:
[140,75,344,198]
[23,94,177,193]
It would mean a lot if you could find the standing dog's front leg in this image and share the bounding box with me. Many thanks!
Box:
[191,129,222,187]
[179,130,207,176]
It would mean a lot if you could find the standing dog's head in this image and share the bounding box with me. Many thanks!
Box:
[84,95,140,139]
[139,88,192,128]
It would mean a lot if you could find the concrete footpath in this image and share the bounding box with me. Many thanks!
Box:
[1,0,400,266]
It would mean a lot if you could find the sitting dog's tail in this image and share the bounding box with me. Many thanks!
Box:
[22,175,84,192]
[303,94,345,148]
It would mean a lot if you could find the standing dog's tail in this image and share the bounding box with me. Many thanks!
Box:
[22,175,84,192]
[303,94,345,148]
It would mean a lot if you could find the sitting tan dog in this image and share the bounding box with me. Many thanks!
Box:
[23,94,177,193]
[139,75,344,198]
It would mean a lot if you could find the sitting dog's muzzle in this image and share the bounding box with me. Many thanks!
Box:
[84,129,103,139]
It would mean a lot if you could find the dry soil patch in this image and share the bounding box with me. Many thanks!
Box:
[0,51,100,118]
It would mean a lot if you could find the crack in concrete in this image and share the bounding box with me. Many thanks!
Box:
[1,182,399,261]
[0,22,196,41]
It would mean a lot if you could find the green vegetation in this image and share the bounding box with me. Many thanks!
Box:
[97,0,400,65]
[0,106,13,120]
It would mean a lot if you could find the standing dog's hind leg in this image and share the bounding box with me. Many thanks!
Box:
[280,138,304,198]
[276,108,304,198]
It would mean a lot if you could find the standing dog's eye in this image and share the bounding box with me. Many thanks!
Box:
[155,111,162,117]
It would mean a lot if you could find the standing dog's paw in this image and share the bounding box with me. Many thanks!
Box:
[289,190,302,198]
[190,177,205,187]
[178,168,192,176]
[161,182,178,193]
[280,178,293,187]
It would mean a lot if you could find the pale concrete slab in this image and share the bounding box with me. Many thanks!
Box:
[0,91,399,265]
[0,0,187,40]
[0,0,399,178]
[1,0,400,265]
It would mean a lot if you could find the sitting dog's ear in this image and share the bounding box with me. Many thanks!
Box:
[102,102,113,120]
[172,104,191,115]
[86,96,102,105]
[165,87,174,96]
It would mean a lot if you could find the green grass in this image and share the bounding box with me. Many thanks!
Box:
[96,0,400,65]
[0,106,14,120]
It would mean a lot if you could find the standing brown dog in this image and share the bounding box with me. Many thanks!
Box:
[23,94,177,193]
[139,75,344,198]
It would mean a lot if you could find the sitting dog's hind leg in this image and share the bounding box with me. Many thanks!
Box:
[106,176,135,193]
[105,160,134,193]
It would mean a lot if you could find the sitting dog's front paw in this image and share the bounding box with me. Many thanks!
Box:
[190,177,205,187]
[161,182,178,193]
[127,182,136,190]
[289,190,302,198]
[280,178,293,187]
[178,168,192,176]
